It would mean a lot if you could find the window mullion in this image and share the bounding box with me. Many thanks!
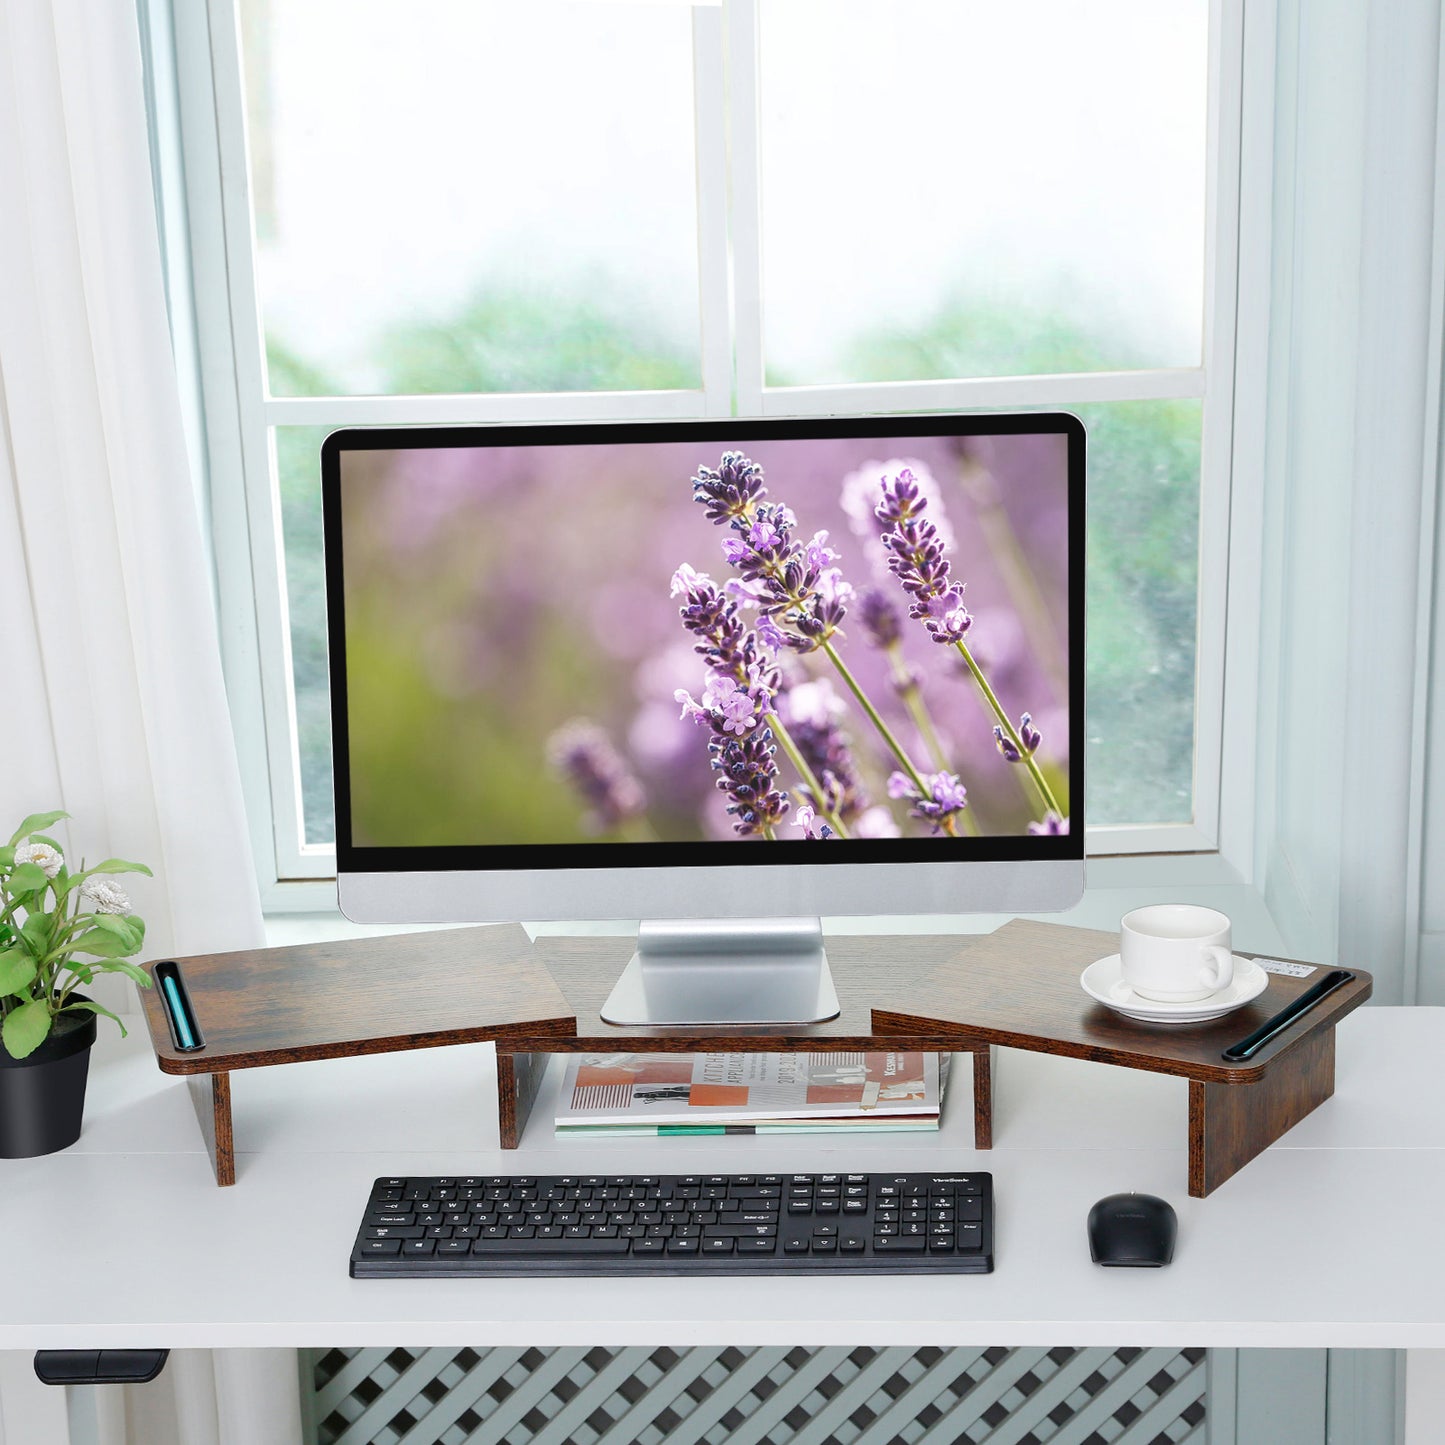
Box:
[756,369,1207,416]
[693,5,733,417]
[724,0,765,415]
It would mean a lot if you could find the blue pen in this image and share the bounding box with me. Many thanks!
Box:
[161,973,198,1050]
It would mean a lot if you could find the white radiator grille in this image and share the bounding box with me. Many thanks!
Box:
[305,1344,1207,1445]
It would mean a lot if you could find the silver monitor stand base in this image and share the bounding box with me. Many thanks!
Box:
[599,917,841,1027]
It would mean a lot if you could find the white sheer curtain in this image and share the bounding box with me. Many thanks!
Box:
[0,1,300,1441]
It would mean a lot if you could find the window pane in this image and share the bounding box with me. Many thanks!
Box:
[758,0,1209,386]
[275,427,333,846]
[240,1,702,396]
[1080,399,1201,827]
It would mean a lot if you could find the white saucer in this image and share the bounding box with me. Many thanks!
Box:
[1080,954,1269,1025]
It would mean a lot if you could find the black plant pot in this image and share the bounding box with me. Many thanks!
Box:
[0,1003,97,1158]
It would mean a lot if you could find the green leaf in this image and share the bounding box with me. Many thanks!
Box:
[19,913,51,955]
[82,858,153,878]
[68,928,140,959]
[0,948,37,998]
[8,811,68,847]
[92,960,152,989]
[90,914,142,949]
[1,999,54,1059]
[6,862,48,896]
[62,999,126,1037]
[0,846,14,869]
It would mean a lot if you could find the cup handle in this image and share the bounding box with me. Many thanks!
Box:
[1201,945,1234,992]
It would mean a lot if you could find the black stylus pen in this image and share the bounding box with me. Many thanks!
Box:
[1221,969,1356,1061]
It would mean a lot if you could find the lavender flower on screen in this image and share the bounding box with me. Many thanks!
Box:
[868,465,1064,823]
[840,458,955,581]
[709,726,791,837]
[675,681,791,837]
[877,470,973,645]
[670,564,781,699]
[1028,812,1069,835]
[994,711,1042,763]
[777,678,868,825]
[691,454,852,654]
[887,769,969,835]
[792,802,835,840]
[547,720,646,834]
[856,586,903,650]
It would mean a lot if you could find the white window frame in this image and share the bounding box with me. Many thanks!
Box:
[165,0,1255,908]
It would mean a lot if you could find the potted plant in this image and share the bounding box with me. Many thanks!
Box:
[0,810,152,1157]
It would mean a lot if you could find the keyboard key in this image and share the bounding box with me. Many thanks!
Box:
[401,1239,435,1256]
[783,1237,810,1254]
[811,1237,837,1253]
[667,1238,700,1255]
[736,1238,776,1254]
[872,1236,927,1253]
[470,1237,629,1256]
[840,1236,867,1252]
[360,1239,401,1256]
[702,1238,734,1254]
[437,1239,471,1255]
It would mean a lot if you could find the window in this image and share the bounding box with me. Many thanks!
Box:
[172,0,1240,895]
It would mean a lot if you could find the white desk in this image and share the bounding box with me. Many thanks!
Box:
[4,1008,1443,1351]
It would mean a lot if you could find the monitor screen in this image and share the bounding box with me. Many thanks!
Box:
[323,415,1084,917]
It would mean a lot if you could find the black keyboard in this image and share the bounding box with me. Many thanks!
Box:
[350,1171,993,1276]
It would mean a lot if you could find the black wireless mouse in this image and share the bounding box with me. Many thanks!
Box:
[1088,1193,1177,1267]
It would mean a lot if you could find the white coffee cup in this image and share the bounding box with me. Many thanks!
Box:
[1119,904,1234,1002]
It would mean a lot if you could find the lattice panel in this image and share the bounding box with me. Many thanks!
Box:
[305,1344,1206,1445]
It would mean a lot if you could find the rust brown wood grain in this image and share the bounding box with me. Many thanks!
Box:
[187,1072,233,1186]
[1189,1028,1336,1195]
[869,918,1373,1085]
[138,923,576,1074]
[497,1052,549,1150]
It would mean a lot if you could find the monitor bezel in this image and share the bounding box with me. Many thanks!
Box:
[322,411,1085,878]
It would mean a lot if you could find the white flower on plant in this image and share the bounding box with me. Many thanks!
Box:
[14,841,64,878]
[81,878,131,914]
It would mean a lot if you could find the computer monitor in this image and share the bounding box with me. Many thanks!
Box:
[322,414,1084,1025]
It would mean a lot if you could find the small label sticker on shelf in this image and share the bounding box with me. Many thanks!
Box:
[1255,959,1317,977]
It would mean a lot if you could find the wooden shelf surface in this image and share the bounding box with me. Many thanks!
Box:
[138,923,576,1074]
[870,918,1374,1085]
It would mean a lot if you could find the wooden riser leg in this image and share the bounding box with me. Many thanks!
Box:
[1188,1029,1336,1197]
[497,1051,547,1150]
[186,1071,234,1186]
[972,1046,994,1150]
